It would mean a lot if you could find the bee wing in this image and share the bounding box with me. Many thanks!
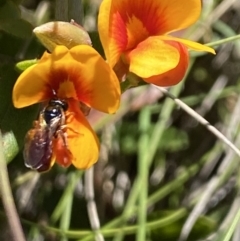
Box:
[24,127,53,171]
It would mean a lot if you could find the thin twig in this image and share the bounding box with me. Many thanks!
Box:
[85,167,104,241]
[0,131,26,241]
[156,86,240,157]
[199,86,240,179]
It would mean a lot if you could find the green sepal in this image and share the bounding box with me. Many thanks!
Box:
[15,59,38,72]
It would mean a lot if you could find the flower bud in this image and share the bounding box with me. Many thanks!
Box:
[33,21,92,52]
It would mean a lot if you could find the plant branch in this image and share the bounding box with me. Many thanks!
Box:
[156,86,240,157]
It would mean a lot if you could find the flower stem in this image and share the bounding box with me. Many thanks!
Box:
[137,107,151,241]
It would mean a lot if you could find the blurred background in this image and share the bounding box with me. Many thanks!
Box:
[1,0,240,240]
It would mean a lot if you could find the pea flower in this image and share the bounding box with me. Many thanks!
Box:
[13,45,120,169]
[98,0,215,86]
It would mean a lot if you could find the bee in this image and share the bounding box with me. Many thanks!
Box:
[24,98,72,172]
[24,118,53,172]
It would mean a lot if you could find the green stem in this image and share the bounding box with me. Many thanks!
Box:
[55,0,68,21]
[60,173,76,241]
[206,34,240,48]
[112,177,142,241]
[0,152,206,240]
[137,108,151,241]
[0,131,25,241]
[80,142,206,241]
[55,0,83,24]
[68,0,84,25]
[51,171,82,224]
[220,204,240,241]
[28,208,187,239]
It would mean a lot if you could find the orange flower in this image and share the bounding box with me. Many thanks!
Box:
[98,0,215,86]
[13,45,120,170]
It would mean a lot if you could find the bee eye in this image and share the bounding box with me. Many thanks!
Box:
[43,106,62,124]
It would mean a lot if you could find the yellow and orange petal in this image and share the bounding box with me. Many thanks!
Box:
[159,35,216,54]
[124,36,180,78]
[98,0,202,67]
[13,63,52,108]
[52,135,73,168]
[62,99,100,169]
[144,41,189,86]
[66,46,120,113]
[13,45,121,114]
[125,36,215,86]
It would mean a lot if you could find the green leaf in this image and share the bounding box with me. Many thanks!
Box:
[2,131,19,163]
[0,0,20,20]
[0,0,33,38]
[89,31,104,57]
[0,19,32,39]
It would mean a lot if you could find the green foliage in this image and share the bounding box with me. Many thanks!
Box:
[149,210,216,241]
[0,63,39,147]
[0,0,32,38]
[1,1,240,241]
[120,122,189,155]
